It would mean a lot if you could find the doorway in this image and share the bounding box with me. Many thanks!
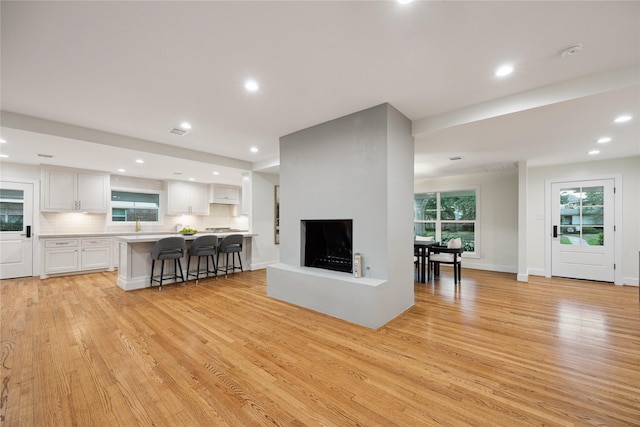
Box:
[0,181,34,279]
[550,179,615,282]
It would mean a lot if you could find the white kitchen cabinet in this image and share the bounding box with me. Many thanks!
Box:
[167,181,210,215]
[44,239,80,274]
[211,185,240,205]
[80,238,112,270]
[41,167,109,212]
[42,237,112,276]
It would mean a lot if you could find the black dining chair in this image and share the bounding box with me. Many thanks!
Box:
[187,235,218,284]
[216,234,244,278]
[428,238,464,284]
[150,237,186,291]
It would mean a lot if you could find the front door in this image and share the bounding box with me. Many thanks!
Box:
[0,181,34,279]
[551,179,614,282]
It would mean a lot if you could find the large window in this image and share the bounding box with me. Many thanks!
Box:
[414,189,477,254]
[111,191,160,222]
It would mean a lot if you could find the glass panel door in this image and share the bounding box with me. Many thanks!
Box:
[559,185,605,246]
[0,189,25,232]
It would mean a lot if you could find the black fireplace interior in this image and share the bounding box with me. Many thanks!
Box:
[302,219,353,273]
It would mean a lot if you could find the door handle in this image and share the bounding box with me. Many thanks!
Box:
[553,225,558,238]
[26,225,31,238]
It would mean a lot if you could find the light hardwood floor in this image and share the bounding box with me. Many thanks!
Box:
[1,268,639,426]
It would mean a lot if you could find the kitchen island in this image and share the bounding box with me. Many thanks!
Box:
[116,232,256,291]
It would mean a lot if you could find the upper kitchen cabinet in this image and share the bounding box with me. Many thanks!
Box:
[166,180,210,215]
[211,184,240,205]
[41,166,109,213]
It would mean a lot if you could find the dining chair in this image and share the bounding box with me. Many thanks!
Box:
[428,237,464,284]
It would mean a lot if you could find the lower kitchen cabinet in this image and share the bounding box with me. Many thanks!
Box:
[43,237,112,276]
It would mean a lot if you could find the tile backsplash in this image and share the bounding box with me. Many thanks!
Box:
[39,204,249,235]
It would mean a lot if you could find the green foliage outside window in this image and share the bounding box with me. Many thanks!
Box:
[414,189,477,252]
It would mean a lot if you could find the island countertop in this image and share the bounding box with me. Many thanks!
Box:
[115,232,257,243]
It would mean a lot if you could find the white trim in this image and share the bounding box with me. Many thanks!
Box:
[109,186,164,226]
[544,174,622,284]
[414,185,480,257]
[528,268,546,277]
[0,176,40,277]
[250,260,278,270]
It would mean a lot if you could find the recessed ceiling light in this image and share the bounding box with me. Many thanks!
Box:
[397,0,413,4]
[0,154,8,158]
[245,80,259,92]
[180,122,192,130]
[118,168,126,172]
[588,150,600,155]
[250,146,259,153]
[0,139,6,143]
[596,137,612,144]
[495,64,514,77]
[561,44,583,58]
[212,171,220,175]
[135,159,144,164]
[614,114,632,123]
[188,178,195,181]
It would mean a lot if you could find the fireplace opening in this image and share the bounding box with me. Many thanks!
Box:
[302,219,353,273]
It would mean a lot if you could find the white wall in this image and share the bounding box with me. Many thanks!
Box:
[249,171,280,269]
[0,162,40,180]
[526,156,640,285]
[414,169,519,273]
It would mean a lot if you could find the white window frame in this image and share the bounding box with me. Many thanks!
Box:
[414,186,479,259]
[109,188,163,225]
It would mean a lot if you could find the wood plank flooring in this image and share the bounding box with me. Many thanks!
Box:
[1,268,639,426]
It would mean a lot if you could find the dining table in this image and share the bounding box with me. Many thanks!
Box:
[414,240,439,283]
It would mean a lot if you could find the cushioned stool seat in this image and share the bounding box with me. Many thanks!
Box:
[216,234,244,278]
[150,237,186,291]
[187,235,218,284]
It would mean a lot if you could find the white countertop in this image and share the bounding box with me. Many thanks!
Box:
[115,232,257,243]
[39,231,252,239]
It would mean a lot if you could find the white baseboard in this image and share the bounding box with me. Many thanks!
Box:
[527,268,546,277]
[460,261,517,274]
[250,260,279,271]
[517,273,528,282]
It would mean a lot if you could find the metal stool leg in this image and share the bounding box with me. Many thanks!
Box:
[159,260,165,291]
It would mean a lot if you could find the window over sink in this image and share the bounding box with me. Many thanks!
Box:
[111,191,160,222]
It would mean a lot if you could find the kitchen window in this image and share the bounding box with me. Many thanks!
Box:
[111,191,160,222]
[414,189,477,255]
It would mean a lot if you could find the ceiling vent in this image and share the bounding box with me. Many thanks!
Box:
[37,153,54,158]
[169,128,188,136]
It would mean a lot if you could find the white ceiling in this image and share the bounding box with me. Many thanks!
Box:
[1,1,639,185]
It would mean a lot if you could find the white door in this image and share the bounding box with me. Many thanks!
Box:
[0,181,34,279]
[551,179,614,282]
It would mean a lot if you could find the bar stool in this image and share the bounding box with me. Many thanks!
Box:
[150,237,186,291]
[216,234,243,278]
[187,235,218,284]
